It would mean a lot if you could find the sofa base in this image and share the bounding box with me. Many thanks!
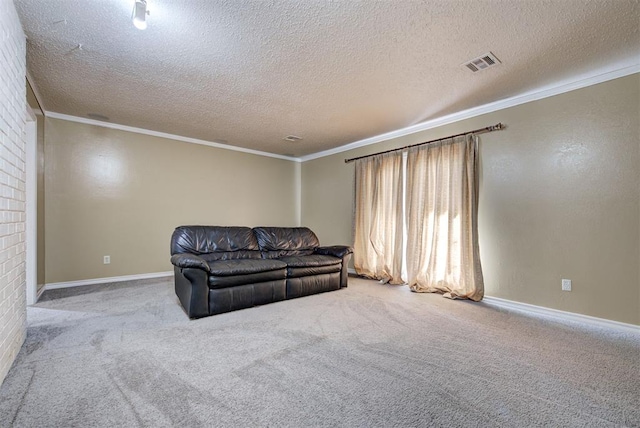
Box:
[175,267,288,319]
[286,272,341,299]
[208,279,286,315]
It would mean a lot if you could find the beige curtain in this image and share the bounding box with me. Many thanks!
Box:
[406,134,484,300]
[353,152,404,284]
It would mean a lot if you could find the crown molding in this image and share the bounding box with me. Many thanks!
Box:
[300,62,640,162]
[26,69,46,114]
[44,112,301,163]
[40,62,638,164]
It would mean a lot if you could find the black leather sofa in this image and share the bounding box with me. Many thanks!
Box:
[170,226,353,318]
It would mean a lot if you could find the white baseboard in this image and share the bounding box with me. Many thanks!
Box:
[36,285,46,298]
[44,271,174,291]
[349,271,638,333]
[482,296,639,333]
[44,270,639,332]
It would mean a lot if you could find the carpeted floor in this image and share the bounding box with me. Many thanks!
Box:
[0,276,638,427]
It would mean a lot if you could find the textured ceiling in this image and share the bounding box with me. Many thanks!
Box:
[15,0,640,157]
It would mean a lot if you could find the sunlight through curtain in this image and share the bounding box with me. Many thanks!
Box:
[354,152,404,284]
[405,134,484,300]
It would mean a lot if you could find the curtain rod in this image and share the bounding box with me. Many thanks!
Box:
[344,123,506,163]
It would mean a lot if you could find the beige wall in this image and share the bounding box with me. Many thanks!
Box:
[302,74,640,325]
[45,118,299,283]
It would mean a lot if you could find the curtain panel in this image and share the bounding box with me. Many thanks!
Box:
[353,152,404,284]
[405,134,484,301]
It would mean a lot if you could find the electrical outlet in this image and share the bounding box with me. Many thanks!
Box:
[561,278,571,291]
[103,255,111,265]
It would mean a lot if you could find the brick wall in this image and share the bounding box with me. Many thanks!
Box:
[0,0,27,385]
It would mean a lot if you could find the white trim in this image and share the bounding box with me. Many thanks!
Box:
[45,271,174,291]
[25,107,37,124]
[26,70,46,113]
[482,296,639,334]
[45,271,639,332]
[350,271,638,332]
[44,112,301,163]
[36,285,46,299]
[25,111,37,305]
[300,62,640,162]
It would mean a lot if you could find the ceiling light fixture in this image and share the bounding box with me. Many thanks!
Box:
[132,0,149,30]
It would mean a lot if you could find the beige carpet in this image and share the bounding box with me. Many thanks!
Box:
[0,276,638,427]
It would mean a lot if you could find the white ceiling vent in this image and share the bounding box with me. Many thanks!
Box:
[283,135,303,142]
[462,52,501,72]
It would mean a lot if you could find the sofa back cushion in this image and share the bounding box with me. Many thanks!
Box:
[171,226,261,260]
[253,227,320,259]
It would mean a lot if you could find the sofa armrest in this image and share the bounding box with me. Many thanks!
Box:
[174,267,210,319]
[170,253,211,273]
[314,245,353,259]
[315,245,353,289]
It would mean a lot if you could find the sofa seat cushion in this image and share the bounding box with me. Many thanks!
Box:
[209,270,286,288]
[278,255,342,278]
[207,259,286,276]
[286,264,342,278]
[279,254,341,268]
[207,259,287,289]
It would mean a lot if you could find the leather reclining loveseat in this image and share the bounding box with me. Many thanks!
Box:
[170,226,353,318]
